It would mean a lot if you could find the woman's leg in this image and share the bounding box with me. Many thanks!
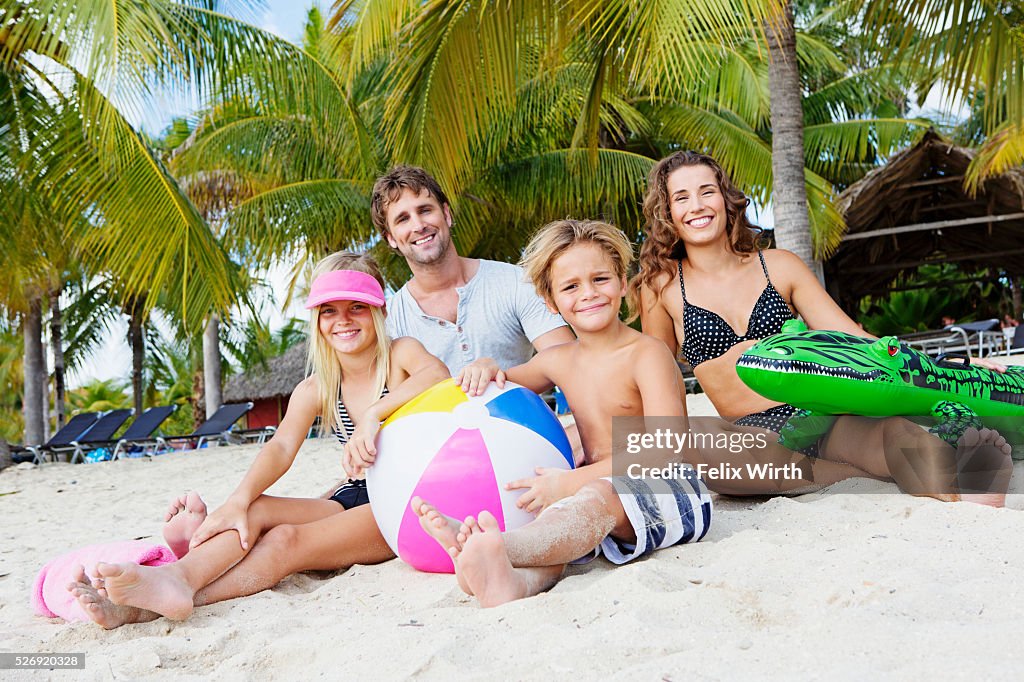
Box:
[686,417,873,495]
[194,504,392,605]
[820,416,1011,505]
[88,495,343,624]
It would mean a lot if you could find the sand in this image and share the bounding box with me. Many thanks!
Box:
[1,391,1022,680]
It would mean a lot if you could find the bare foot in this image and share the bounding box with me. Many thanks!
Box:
[95,561,195,621]
[163,492,208,559]
[956,427,1013,507]
[65,565,159,628]
[411,496,463,555]
[411,496,477,591]
[456,511,531,608]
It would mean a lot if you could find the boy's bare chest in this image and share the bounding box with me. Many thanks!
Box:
[559,363,642,437]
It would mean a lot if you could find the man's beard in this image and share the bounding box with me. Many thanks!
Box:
[406,232,452,266]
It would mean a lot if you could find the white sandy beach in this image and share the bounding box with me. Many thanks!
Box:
[1,391,1023,680]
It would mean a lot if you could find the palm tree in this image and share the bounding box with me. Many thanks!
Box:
[1,1,349,440]
[765,0,816,269]
[859,0,1024,188]
[173,5,662,285]
[637,1,932,255]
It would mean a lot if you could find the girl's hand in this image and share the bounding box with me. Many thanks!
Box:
[456,358,505,396]
[505,467,568,515]
[189,497,252,551]
[343,417,381,476]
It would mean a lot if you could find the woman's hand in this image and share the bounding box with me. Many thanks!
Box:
[189,497,252,551]
[971,357,1008,374]
[505,467,568,515]
[456,358,505,396]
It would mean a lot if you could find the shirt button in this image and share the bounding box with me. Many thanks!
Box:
[461,344,468,351]
[457,326,463,333]
[438,320,445,326]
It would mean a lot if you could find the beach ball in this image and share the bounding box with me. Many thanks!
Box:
[365,378,575,573]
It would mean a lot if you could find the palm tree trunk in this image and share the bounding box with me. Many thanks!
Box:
[203,314,222,418]
[766,0,822,280]
[1013,277,1022,321]
[128,300,145,418]
[22,296,45,445]
[49,289,65,431]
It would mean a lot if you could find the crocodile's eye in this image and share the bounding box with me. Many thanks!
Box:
[887,342,899,357]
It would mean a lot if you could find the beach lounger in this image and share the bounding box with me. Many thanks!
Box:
[108,405,180,460]
[1005,325,1024,357]
[59,408,134,464]
[157,402,256,451]
[10,412,101,465]
[898,326,972,357]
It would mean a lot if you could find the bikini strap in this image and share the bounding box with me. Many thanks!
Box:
[757,250,771,283]
[677,260,688,304]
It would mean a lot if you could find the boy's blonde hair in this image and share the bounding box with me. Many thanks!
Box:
[519,218,634,306]
[307,251,390,437]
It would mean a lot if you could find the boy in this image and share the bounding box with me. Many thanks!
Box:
[414,219,713,607]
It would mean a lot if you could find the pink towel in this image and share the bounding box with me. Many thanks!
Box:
[32,540,177,622]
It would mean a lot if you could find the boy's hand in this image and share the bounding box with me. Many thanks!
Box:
[506,467,567,515]
[456,358,505,396]
[190,497,251,551]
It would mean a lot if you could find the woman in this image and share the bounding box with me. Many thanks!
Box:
[70,251,449,628]
[629,151,1012,505]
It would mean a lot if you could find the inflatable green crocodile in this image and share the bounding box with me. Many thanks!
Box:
[736,320,1024,458]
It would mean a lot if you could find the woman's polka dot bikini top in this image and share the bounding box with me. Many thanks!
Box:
[678,251,795,368]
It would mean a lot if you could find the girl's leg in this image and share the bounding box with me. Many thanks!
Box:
[194,504,393,605]
[91,496,343,623]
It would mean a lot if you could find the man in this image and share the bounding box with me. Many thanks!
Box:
[370,165,574,374]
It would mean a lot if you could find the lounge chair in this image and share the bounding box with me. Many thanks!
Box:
[157,402,258,451]
[60,408,134,464]
[108,405,180,460]
[10,412,101,465]
[948,319,1001,357]
[1005,325,1024,357]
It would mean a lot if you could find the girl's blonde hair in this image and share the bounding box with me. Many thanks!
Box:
[307,251,390,436]
[519,218,634,308]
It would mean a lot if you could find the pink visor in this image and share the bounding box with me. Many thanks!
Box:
[305,270,385,309]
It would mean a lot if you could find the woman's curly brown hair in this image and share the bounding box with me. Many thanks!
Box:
[627,151,764,318]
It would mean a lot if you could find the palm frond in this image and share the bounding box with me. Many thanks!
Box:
[38,73,246,331]
[966,120,1024,193]
[222,178,375,267]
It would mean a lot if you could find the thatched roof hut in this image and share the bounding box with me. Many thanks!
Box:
[223,343,308,428]
[826,130,1024,312]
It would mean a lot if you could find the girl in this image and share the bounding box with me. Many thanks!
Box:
[630,151,1012,505]
[69,251,449,627]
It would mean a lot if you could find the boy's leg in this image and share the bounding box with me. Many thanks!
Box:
[415,481,634,607]
[87,496,342,624]
[194,504,392,605]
